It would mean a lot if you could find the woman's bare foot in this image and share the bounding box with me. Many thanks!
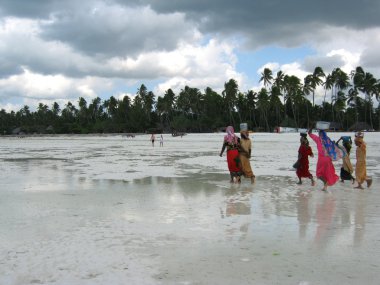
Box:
[354,184,364,189]
[311,180,316,186]
[250,176,255,184]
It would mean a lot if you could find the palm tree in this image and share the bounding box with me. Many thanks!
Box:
[107,96,119,119]
[352,67,378,129]
[259,68,273,89]
[311,67,325,107]
[269,85,283,128]
[347,87,359,125]
[156,89,176,128]
[273,70,285,103]
[77,97,89,127]
[283,75,302,128]
[246,90,258,128]
[88,97,103,123]
[222,79,239,126]
[256,88,270,131]
[333,90,347,128]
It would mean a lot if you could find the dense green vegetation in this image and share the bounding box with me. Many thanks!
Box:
[1,66,379,134]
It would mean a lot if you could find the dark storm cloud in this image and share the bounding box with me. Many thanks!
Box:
[2,0,379,58]
[0,0,75,18]
[138,0,380,48]
[0,60,23,78]
[142,0,380,29]
[39,5,193,58]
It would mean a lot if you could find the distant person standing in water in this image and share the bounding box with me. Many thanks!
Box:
[308,128,340,191]
[354,132,372,189]
[220,126,242,183]
[150,133,155,147]
[160,134,164,147]
[295,133,315,186]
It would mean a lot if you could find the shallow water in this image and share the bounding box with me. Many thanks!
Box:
[0,133,379,284]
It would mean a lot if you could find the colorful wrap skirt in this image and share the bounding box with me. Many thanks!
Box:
[227,149,241,176]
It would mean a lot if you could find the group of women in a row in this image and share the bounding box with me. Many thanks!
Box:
[296,129,372,191]
[219,125,372,191]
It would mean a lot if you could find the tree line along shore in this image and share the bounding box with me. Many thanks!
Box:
[1,66,379,135]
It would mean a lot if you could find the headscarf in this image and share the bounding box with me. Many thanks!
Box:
[224,126,238,144]
[355,131,364,138]
[300,136,309,146]
[340,136,352,153]
[343,141,352,154]
[319,130,343,160]
[240,130,249,140]
[354,131,364,144]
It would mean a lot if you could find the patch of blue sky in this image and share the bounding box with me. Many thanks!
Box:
[236,45,315,84]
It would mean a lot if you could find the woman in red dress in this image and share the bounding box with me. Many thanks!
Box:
[220,126,242,183]
[296,133,315,186]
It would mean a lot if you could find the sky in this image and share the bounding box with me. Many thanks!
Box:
[1,0,380,112]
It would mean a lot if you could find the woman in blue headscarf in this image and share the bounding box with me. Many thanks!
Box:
[308,128,340,191]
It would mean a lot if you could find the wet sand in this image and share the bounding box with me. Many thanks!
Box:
[1,134,379,284]
[1,174,380,284]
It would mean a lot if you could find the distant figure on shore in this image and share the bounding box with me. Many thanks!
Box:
[308,128,340,191]
[354,132,372,189]
[150,134,155,147]
[160,134,164,147]
[295,133,315,186]
[238,127,255,183]
[219,126,242,183]
[336,136,355,184]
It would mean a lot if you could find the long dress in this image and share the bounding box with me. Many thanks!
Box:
[340,153,354,180]
[355,142,367,184]
[309,133,339,186]
[296,144,313,179]
[221,140,241,177]
[239,138,255,178]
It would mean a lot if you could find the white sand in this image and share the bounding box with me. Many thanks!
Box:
[0,132,379,284]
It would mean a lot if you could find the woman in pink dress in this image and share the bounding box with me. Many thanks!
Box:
[308,128,340,191]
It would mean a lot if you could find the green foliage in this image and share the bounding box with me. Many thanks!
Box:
[1,66,380,135]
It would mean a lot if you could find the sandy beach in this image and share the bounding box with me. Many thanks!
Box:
[1,132,379,285]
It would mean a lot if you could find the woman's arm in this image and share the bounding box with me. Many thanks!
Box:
[220,142,226,157]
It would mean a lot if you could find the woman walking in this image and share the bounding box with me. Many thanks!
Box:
[220,126,242,183]
[295,133,315,186]
[354,132,372,189]
[308,128,340,191]
[239,129,255,183]
[336,136,355,183]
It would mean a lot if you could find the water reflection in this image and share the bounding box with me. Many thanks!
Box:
[296,192,311,240]
[353,195,365,247]
[313,195,336,249]
[223,186,253,217]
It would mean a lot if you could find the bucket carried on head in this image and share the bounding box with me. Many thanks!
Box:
[316,121,330,130]
[240,123,248,132]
